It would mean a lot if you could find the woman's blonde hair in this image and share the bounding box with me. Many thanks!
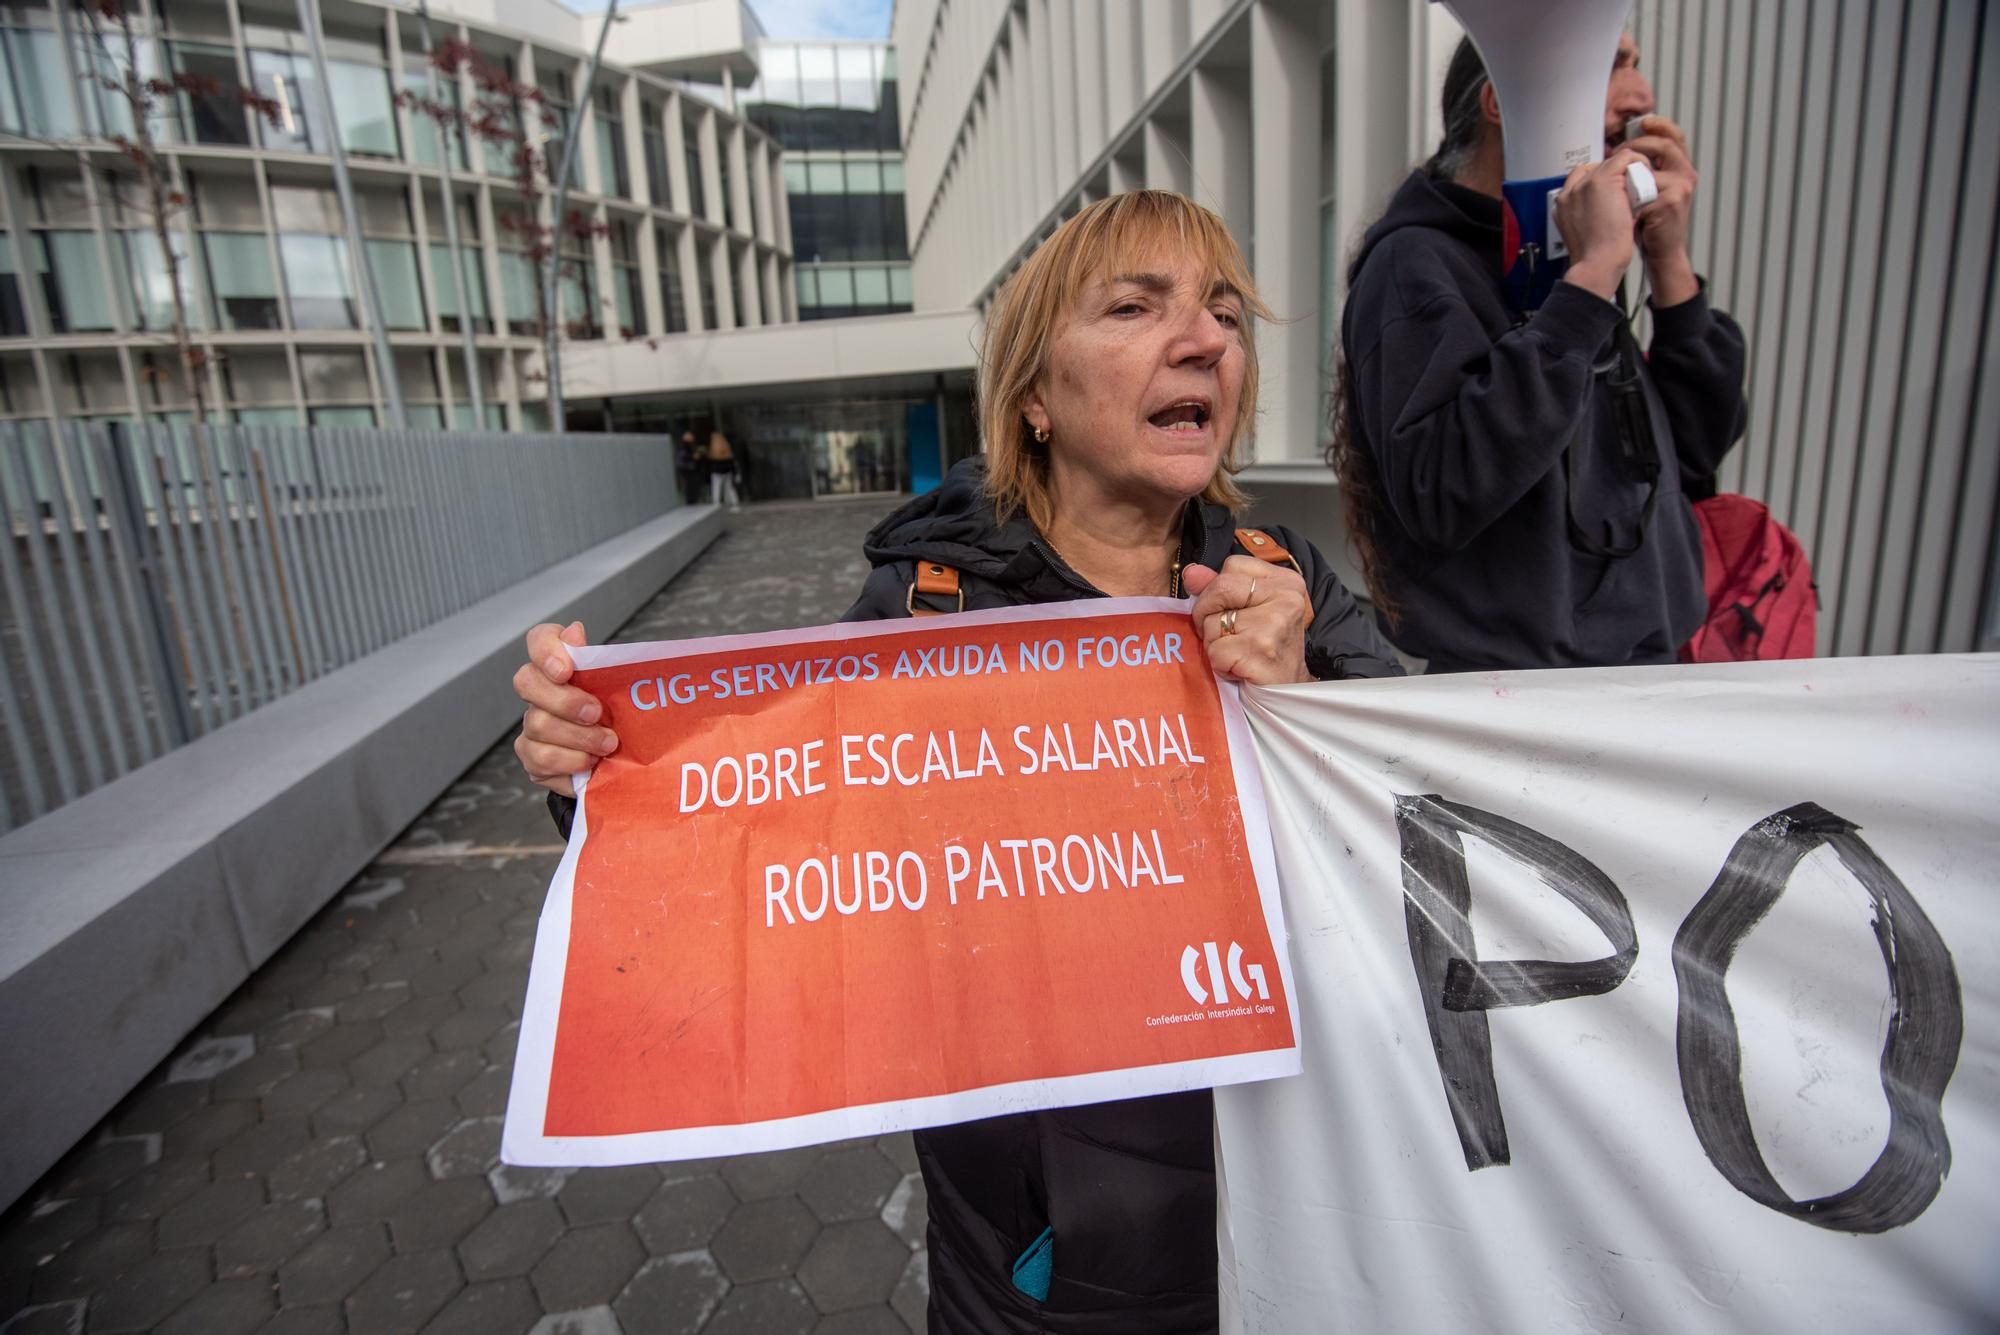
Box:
[978,190,1274,535]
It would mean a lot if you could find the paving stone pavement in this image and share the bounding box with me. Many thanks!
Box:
[0,497,934,1335]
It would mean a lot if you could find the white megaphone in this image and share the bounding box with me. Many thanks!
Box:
[1437,0,1633,309]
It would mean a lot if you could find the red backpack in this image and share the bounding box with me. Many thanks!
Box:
[1679,495,1818,662]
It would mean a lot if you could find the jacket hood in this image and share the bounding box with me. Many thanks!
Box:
[863,456,1240,587]
[1350,169,1506,285]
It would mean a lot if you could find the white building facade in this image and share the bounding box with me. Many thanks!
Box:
[0,0,793,431]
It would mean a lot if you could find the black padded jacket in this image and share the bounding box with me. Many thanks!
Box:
[551,458,1402,1332]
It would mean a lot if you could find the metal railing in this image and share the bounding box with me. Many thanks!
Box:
[0,421,680,833]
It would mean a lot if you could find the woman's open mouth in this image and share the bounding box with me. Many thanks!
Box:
[1147,400,1212,434]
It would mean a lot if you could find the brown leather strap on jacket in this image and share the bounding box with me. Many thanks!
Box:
[906,561,964,616]
[1235,527,1310,613]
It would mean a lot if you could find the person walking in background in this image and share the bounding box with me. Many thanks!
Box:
[1330,33,1747,673]
[706,428,740,508]
[675,429,700,506]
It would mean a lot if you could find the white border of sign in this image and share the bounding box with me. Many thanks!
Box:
[503,596,1299,1167]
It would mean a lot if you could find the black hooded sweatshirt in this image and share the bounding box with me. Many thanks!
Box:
[550,459,1400,1333]
[1343,169,1748,672]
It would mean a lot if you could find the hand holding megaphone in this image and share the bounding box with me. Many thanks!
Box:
[1620,113,1699,273]
[1552,150,1647,301]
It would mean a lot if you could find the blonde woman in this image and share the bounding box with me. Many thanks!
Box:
[705,429,739,507]
[513,191,1400,1332]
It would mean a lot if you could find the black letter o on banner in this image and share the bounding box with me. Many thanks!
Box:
[1672,802,1963,1233]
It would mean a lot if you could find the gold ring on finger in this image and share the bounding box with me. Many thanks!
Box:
[1247,577,1259,603]
[1221,608,1239,636]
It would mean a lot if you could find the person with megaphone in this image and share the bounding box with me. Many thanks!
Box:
[1330,30,1748,673]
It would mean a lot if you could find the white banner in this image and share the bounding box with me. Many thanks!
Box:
[1221,654,2000,1333]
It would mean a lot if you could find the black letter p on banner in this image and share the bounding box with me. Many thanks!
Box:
[1395,795,1639,1172]
[1673,802,1963,1232]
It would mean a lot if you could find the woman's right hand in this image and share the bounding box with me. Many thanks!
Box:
[1553,149,1643,301]
[513,620,619,797]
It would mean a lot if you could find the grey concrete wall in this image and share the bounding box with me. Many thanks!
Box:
[0,505,724,1211]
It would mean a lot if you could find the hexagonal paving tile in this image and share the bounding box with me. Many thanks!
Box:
[349,1034,436,1087]
[210,1114,312,1178]
[326,1158,430,1226]
[85,1248,211,1333]
[99,1156,209,1225]
[557,1166,660,1228]
[881,1173,926,1252]
[718,1145,826,1202]
[386,1177,496,1250]
[427,1116,503,1179]
[277,1223,391,1306]
[890,1251,929,1333]
[633,1175,736,1255]
[457,1199,566,1281]
[711,1196,821,1284]
[365,1099,463,1160]
[799,1146,901,1224]
[260,1067,352,1120]
[528,1222,646,1313]
[267,1135,368,1201]
[28,1221,152,1302]
[813,1308,913,1335]
[703,1278,820,1335]
[156,1173,266,1248]
[153,1276,276,1335]
[214,1197,327,1278]
[797,1220,910,1313]
[342,1248,464,1334]
[453,1065,512,1118]
[423,1277,543,1335]
[399,1049,486,1103]
[613,1250,730,1335]
[309,1084,404,1138]
[111,1079,209,1137]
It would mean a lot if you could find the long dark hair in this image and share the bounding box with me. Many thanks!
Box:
[1326,36,1490,626]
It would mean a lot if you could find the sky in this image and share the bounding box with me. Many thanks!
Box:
[564,0,893,40]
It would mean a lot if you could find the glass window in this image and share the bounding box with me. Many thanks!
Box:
[696,243,718,330]
[594,89,627,198]
[357,187,411,237]
[0,353,47,415]
[852,265,889,307]
[836,46,877,111]
[430,243,488,332]
[249,49,314,152]
[683,126,706,218]
[783,159,809,194]
[42,232,117,332]
[204,233,281,329]
[55,352,129,413]
[224,350,293,403]
[794,266,816,310]
[797,45,836,107]
[889,266,912,306]
[310,404,375,426]
[558,261,596,337]
[845,159,882,194]
[233,406,303,426]
[816,265,854,307]
[173,43,249,145]
[0,233,26,336]
[1,28,80,139]
[192,174,264,227]
[656,227,686,333]
[365,239,424,329]
[28,170,94,227]
[643,120,669,207]
[269,183,341,233]
[330,61,398,157]
[882,160,905,192]
[807,161,845,194]
[422,189,480,242]
[758,45,800,106]
[125,230,203,331]
[299,350,370,399]
[406,402,445,428]
[279,234,356,328]
[403,69,468,170]
[498,250,538,334]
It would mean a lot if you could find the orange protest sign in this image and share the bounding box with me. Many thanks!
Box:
[504,598,1297,1165]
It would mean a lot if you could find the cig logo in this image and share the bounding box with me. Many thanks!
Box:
[1179,941,1269,1006]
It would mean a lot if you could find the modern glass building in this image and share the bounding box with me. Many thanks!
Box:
[743,40,913,321]
[0,0,791,432]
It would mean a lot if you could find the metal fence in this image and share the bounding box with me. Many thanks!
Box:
[0,421,680,833]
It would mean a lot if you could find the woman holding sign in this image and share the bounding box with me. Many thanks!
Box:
[513,190,1401,1333]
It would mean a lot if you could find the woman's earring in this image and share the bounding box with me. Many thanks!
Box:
[1032,426,1050,444]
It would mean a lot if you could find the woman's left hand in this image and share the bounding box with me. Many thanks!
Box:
[1183,557,1314,685]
